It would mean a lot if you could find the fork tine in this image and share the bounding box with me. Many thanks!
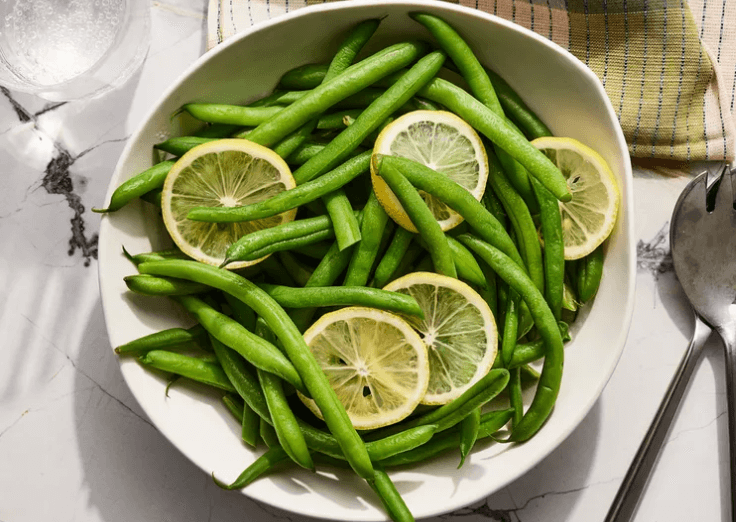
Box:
[713,163,735,216]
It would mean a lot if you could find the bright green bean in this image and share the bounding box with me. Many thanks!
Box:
[279,63,328,90]
[458,407,480,468]
[368,465,414,522]
[324,19,382,82]
[485,68,552,140]
[457,235,564,442]
[377,161,457,278]
[213,446,289,490]
[139,350,235,392]
[257,367,314,470]
[257,284,423,318]
[183,104,284,126]
[576,245,604,303]
[323,188,362,249]
[375,155,524,270]
[172,295,306,394]
[415,78,570,201]
[287,143,327,165]
[316,109,363,130]
[292,51,445,186]
[446,236,487,287]
[372,228,415,289]
[154,136,215,157]
[93,161,175,213]
[122,246,189,266]
[531,176,565,320]
[137,260,374,479]
[272,119,317,159]
[212,336,272,416]
[114,324,208,355]
[123,274,209,296]
[246,42,427,147]
[242,228,338,263]
[344,191,390,286]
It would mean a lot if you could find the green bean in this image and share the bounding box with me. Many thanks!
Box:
[212,336,272,416]
[222,393,245,423]
[323,188,362,249]
[279,63,328,90]
[486,148,544,293]
[458,407,480,468]
[379,408,514,467]
[242,402,261,447]
[172,295,307,394]
[259,256,298,287]
[257,368,314,470]
[277,252,313,287]
[446,236,487,287]
[368,465,414,522]
[213,446,289,490]
[182,104,284,127]
[246,42,427,147]
[292,51,445,186]
[316,109,363,130]
[114,324,208,355]
[137,260,374,479]
[576,245,604,303]
[415,78,570,201]
[372,228,415,289]
[344,191,390,286]
[223,293,257,331]
[370,369,509,440]
[411,97,442,111]
[492,321,570,370]
[122,247,188,265]
[485,68,552,140]
[194,122,242,138]
[93,161,175,213]
[123,274,209,296]
[252,90,307,107]
[241,228,338,263]
[139,350,235,392]
[257,284,423,318]
[457,236,564,442]
[286,143,327,165]
[495,147,537,213]
[139,188,162,207]
[324,19,382,82]
[260,419,280,448]
[375,155,524,270]
[272,119,317,160]
[377,161,456,278]
[154,136,215,157]
[222,213,341,266]
[531,176,565,320]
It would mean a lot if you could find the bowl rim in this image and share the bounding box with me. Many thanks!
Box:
[99,1,636,519]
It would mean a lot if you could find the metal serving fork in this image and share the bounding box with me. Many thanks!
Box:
[606,163,736,521]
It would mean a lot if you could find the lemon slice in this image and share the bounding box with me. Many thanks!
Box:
[299,307,429,430]
[371,110,488,232]
[531,137,620,260]
[161,139,297,269]
[383,272,497,405]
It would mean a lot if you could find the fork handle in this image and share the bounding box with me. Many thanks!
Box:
[605,316,712,522]
[716,323,736,522]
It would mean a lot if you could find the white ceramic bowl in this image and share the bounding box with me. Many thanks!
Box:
[98,1,635,519]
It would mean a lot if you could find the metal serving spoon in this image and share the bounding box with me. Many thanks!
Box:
[605,163,736,521]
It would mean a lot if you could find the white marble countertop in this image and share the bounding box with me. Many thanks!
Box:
[0,2,730,521]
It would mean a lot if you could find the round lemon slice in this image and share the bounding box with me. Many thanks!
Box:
[371,110,488,233]
[383,272,497,405]
[299,307,429,430]
[531,137,620,260]
[161,139,297,269]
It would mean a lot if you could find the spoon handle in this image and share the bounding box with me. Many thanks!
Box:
[716,322,736,522]
[605,316,712,522]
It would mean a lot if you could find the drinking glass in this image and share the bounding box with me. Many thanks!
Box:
[0,0,150,101]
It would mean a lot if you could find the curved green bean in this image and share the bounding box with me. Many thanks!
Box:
[139,350,235,392]
[154,136,215,157]
[173,295,307,394]
[457,235,564,442]
[322,188,362,249]
[279,63,328,90]
[377,161,456,278]
[375,155,524,270]
[183,104,284,126]
[136,260,374,480]
[324,19,382,82]
[213,446,289,490]
[343,191,390,286]
[256,284,423,318]
[124,274,209,296]
[458,407,480,468]
[246,42,427,147]
[114,323,208,355]
[576,245,604,303]
[93,161,175,213]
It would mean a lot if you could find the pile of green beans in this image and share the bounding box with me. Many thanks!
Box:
[101,13,613,522]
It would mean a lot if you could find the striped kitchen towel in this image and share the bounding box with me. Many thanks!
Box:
[206,0,736,162]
